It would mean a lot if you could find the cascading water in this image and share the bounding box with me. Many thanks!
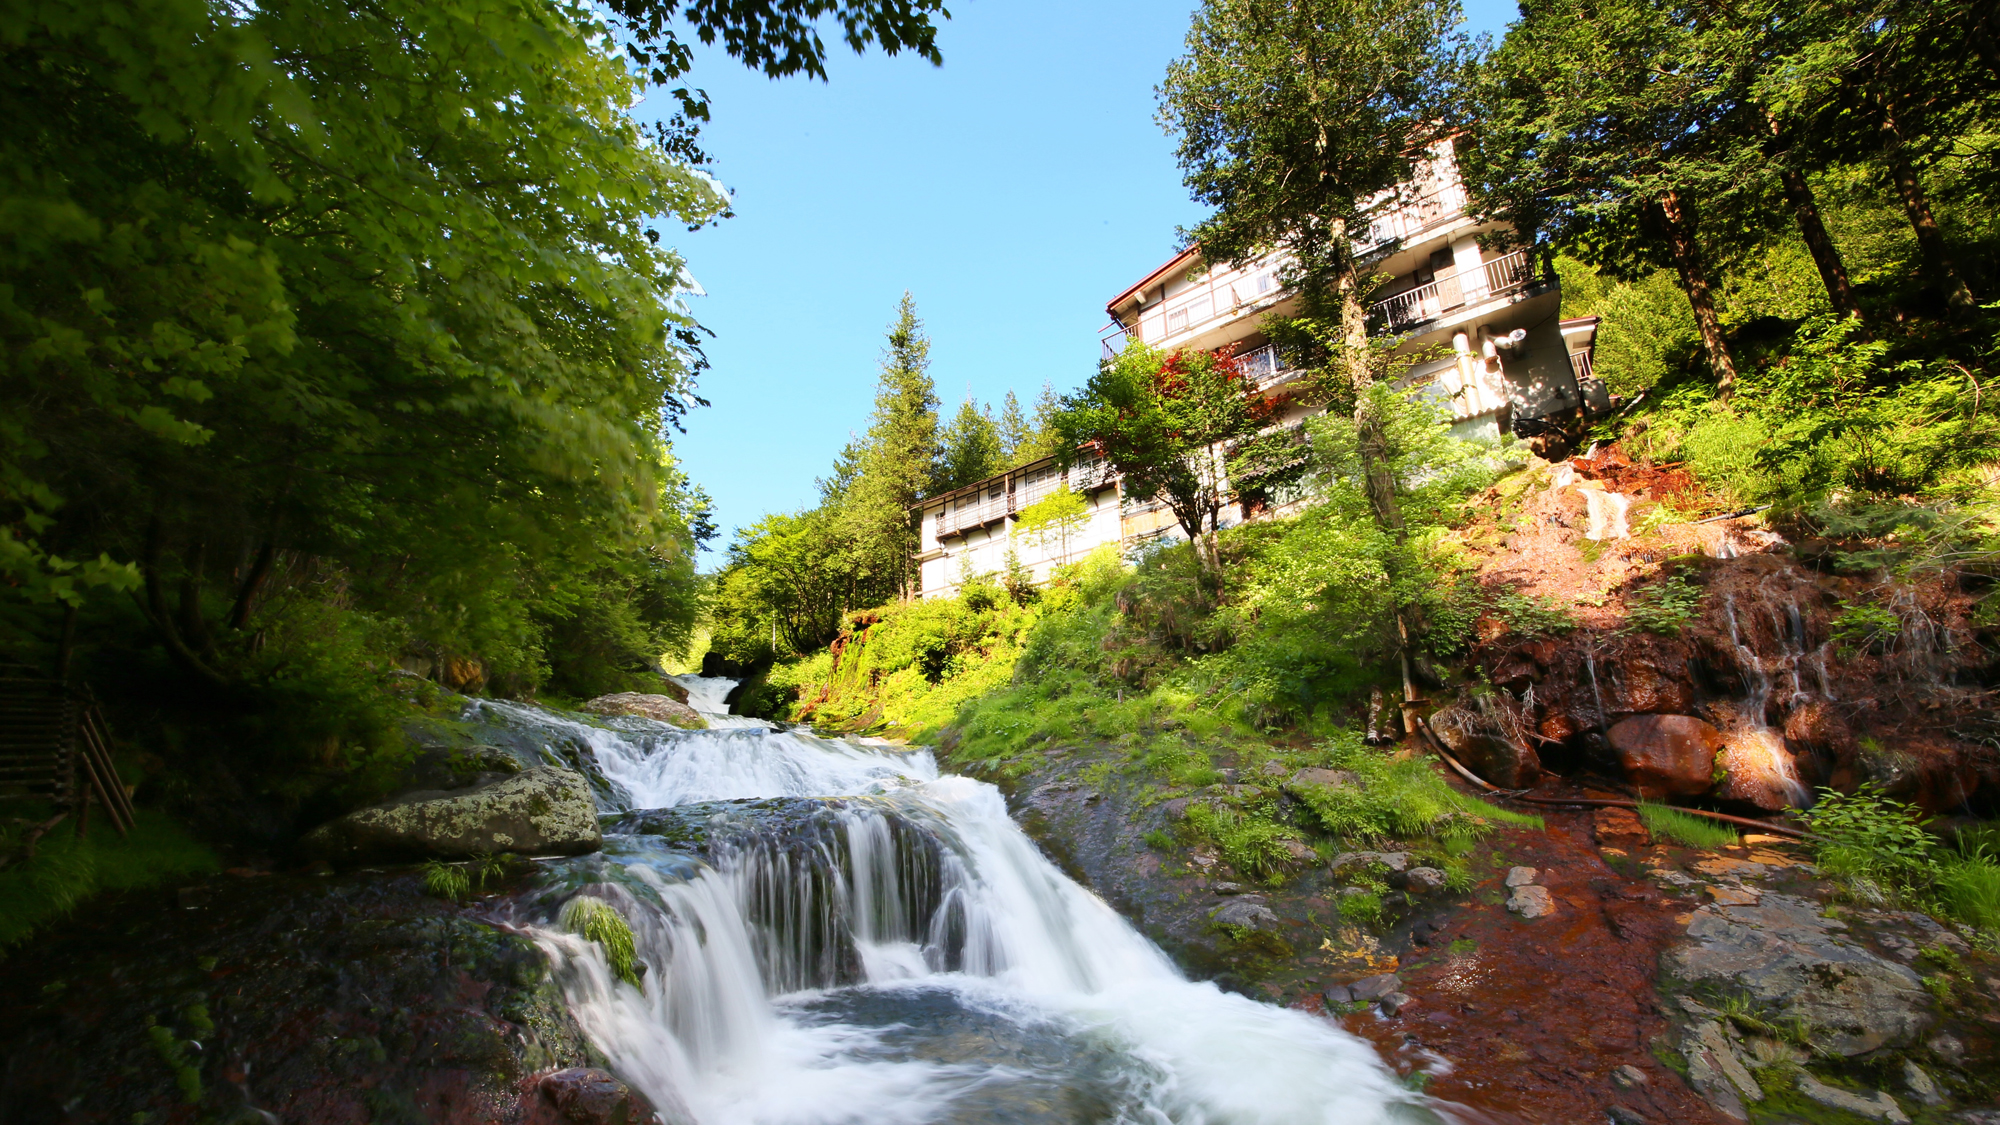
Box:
[480,680,1437,1124]
[1716,593,1810,807]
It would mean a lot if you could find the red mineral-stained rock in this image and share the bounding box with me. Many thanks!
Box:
[1429,708,1542,788]
[1608,653,1694,717]
[1606,714,1725,797]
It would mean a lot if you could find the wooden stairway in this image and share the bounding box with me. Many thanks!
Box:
[0,673,136,837]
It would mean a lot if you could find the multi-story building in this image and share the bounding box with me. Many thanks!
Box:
[910,138,1601,599]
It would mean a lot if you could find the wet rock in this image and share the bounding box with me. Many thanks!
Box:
[1209,899,1281,931]
[1593,806,1650,846]
[1902,1060,1944,1107]
[1324,983,1355,1005]
[1784,699,1856,760]
[1504,865,1538,887]
[581,692,707,730]
[1605,1107,1649,1125]
[1331,851,1410,876]
[1609,653,1696,716]
[1427,707,1542,788]
[304,767,602,863]
[1212,881,1253,895]
[1664,894,1931,1056]
[538,1067,659,1125]
[1714,733,1806,811]
[1506,885,1556,918]
[1405,867,1447,894]
[1794,1071,1910,1123]
[1610,1064,1648,1089]
[1347,973,1403,1002]
[1607,714,1726,797]
[1379,991,1414,1016]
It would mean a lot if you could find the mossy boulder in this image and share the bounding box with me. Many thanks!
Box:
[305,766,602,863]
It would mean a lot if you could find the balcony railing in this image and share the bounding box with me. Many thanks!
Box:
[1569,348,1595,383]
[932,455,1117,539]
[1358,183,1468,253]
[1369,249,1539,332]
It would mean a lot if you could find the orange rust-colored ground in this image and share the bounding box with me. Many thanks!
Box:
[1296,804,1734,1125]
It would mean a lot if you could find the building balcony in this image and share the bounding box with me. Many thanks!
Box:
[1369,249,1539,335]
[930,454,1117,540]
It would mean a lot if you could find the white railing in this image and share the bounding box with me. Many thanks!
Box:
[1569,348,1595,383]
[1369,249,1538,332]
[1358,182,1468,253]
[931,456,1117,539]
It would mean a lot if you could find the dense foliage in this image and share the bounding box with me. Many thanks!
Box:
[0,0,953,890]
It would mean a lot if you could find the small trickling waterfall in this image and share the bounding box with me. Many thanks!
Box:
[1717,593,1811,807]
[477,682,1434,1125]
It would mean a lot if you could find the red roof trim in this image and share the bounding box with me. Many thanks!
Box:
[1104,245,1202,319]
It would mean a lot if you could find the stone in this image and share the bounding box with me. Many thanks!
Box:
[1664,894,1932,1056]
[581,692,706,730]
[1607,714,1727,797]
[1505,866,1539,888]
[1684,1021,1761,1103]
[538,1067,656,1125]
[1285,767,1359,794]
[1593,806,1650,847]
[1706,886,1761,906]
[304,767,601,863]
[1427,707,1542,788]
[1605,1107,1649,1125]
[1609,653,1695,716]
[1212,882,1253,895]
[1506,885,1556,918]
[1794,1071,1910,1123]
[1346,973,1403,1002]
[1404,867,1447,894]
[1902,1060,1944,1107]
[1210,899,1281,931]
[1928,1032,1965,1061]
[1610,1064,1648,1090]
[1330,851,1411,876]
[1379,991,1414,1016]
[1323,984,1355,1006]
[1714,731,1808,811]
[1681,1028,1749,1121]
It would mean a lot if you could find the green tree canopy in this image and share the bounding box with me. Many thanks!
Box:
[1055,343,1274,572]
[937,398,1004,492]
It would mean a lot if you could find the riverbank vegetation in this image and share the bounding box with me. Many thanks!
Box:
[0,0,950,941]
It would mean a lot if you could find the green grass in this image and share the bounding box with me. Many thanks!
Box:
[560,895,641,986]
[0,806,218,953]
[1290,731,1544,844]
[1637,801,1739,849]
[1936,849,2000,933]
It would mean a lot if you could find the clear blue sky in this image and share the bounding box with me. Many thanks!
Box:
[653,0,1521,559]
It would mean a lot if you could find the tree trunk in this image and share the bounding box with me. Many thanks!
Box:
[1657,191,1739,399]
[1878,108,1978,316]
[1763,112,1863,321]
[1338,257,1406,538]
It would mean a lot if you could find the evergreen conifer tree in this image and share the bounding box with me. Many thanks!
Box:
[938,397,1004,491]
[834,293,941,602]
[997,390,1032,465]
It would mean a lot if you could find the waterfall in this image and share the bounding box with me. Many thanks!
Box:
[1717,594,1810,808]
[494,689,1434,1124]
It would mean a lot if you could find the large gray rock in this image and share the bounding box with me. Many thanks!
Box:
[582,692,706,730]
[305,767,601,863]
[1209,899,1281,931]
[1664,894,1931,1056]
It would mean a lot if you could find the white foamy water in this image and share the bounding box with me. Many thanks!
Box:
[510,687,1438,1125]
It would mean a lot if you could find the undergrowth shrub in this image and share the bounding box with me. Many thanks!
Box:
[0,809,217,952]
[1288,731,1542,844]
[1800,785,2000,937]
[1183,802,1305,885]
[1623,574,1705,636]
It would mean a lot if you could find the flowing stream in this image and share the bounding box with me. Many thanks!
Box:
[474,681,1438,1125]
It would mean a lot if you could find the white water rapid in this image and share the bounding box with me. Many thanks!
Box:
[481,682,1438,1124]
